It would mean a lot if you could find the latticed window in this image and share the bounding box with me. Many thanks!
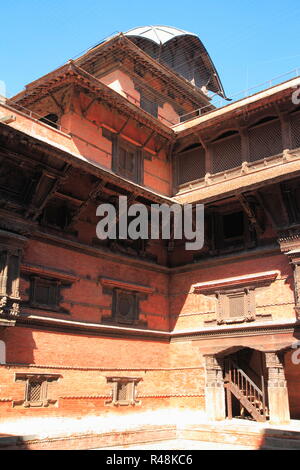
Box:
[28,380,42,403]
[106,377,141,406]
[248,117,282,162]
[217,288,256,324]
[176,145,206,185]
[30,276,60,311]
[14,374,60,408]
[290,110,300,149]
[117,382,130,401]
[210,132,242,174]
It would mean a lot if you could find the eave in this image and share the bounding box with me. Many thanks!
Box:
[0,121,174,206]
[75,34,212,109]
[173,75,300,137]
[10,62,175,142]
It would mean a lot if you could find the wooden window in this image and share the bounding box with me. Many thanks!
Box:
[106,377,141,406]
[176,144,206,185]
[30,276,60,311]
[112,137,142,184]
[140,93,158,118]
[217,288,256,324]
[15,374,59,408]
[216,210,254,253]
[227,292,246,318]
[42,199,72,230]
[113,289,138,325]
[290,110,300,149]
[248,117,282,162]
[210,131,242,174]
[223,211,244,242]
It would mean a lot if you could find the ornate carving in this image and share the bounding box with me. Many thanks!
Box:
[205,355,224,388]
[0,243,23,320]
[265,352,287,388]
[282,250,300,317]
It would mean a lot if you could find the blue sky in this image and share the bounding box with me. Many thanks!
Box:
[1,0,300,99]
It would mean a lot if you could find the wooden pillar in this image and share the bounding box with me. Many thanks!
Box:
[279,112,292,151]
[281,250,300,319]
[204,355,226,421]
[265,351,290,425]
[0,231,27,320]
[205,146,212,175]
[240,127,250,164]
[291,258,300,319]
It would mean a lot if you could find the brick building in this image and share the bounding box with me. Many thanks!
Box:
[1,25,300,449]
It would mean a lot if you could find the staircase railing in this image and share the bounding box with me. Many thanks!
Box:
[224,358,267,422]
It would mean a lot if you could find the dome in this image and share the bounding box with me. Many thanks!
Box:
[125,25,198,45]
[124,25,225,98]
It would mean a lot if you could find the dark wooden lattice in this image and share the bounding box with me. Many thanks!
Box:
[119,148,135,174]
[249,119,282,162]
[31,277,59,309]
[117,382,129,401]
[177,146,206,185]
[28,381,42,402]
[290,111,300,149]
[211,134,242,174]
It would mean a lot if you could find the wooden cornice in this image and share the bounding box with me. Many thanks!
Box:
[100,277,155,294]
[21,263,78,283]
[193,270,279,293]
[14,312,299,344]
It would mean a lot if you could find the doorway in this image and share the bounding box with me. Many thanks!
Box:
[223,348,268,422]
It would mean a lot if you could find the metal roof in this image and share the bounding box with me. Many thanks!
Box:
[124,25,198,45]
[124,25,226,98]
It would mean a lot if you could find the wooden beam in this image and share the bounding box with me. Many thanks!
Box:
[48,91,65,114]
[237,193,264,235]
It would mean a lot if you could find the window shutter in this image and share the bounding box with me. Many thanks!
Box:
[228,293,245,318]
[249,119,282,161]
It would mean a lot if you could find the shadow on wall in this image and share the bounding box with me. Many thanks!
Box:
[0,327,37,365]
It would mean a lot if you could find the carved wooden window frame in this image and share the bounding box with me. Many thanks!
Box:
[30,276,61,311]
[113,288,139,325]
[216,287,256,325]
[106,377,141,406]
[209,208,256,255]
[14,374,60,408]
[112,136,143,184]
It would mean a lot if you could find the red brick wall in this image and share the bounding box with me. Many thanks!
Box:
[169,252,295,331]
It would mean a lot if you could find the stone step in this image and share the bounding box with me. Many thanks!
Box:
[180,423,300,450]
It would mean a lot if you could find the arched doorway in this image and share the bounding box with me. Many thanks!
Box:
[222,348,268,422]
